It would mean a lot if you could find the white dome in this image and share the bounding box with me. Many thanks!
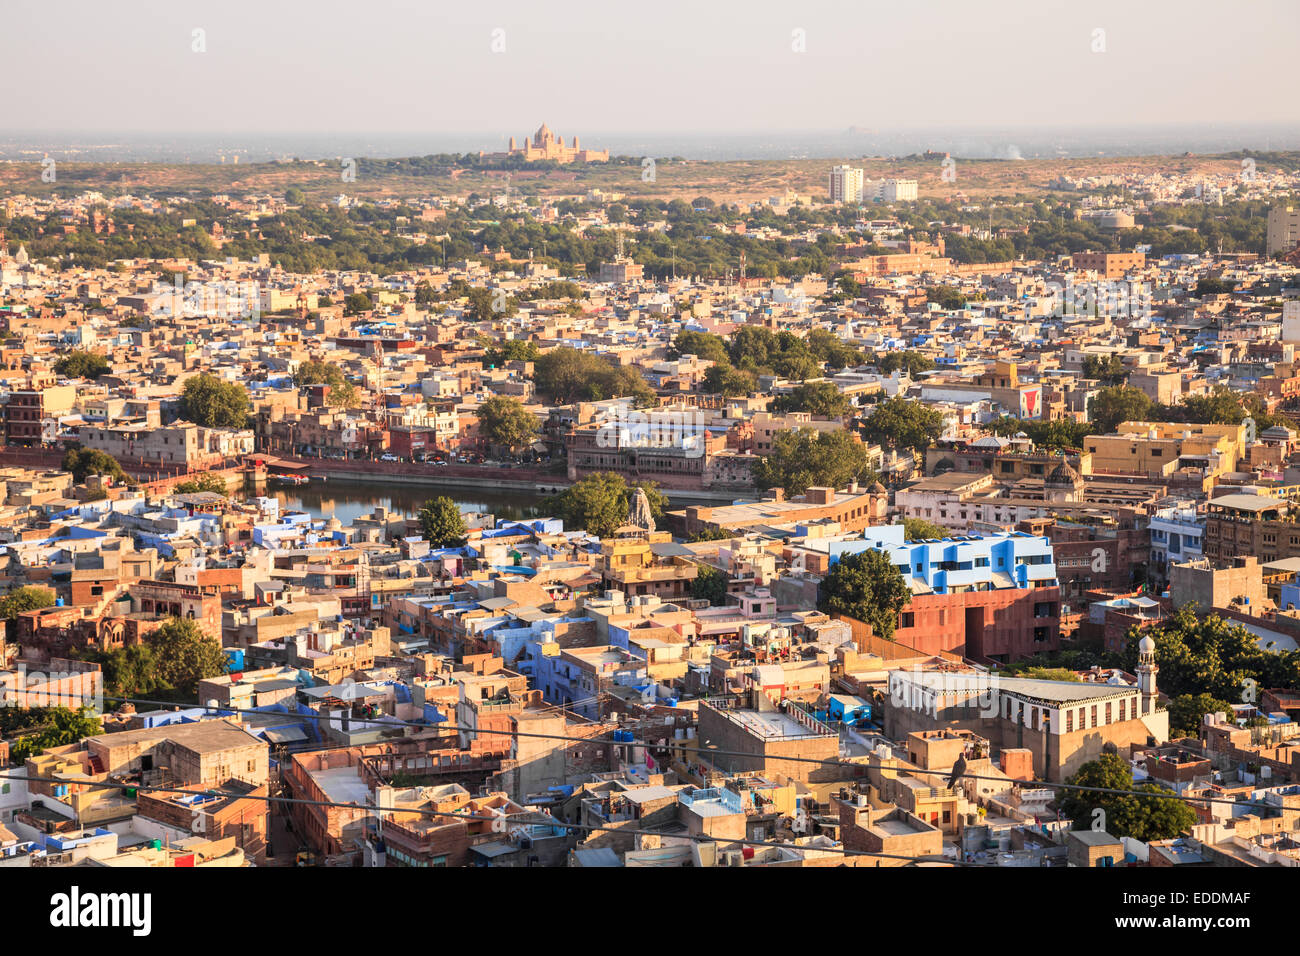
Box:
[1139,635,1156,655]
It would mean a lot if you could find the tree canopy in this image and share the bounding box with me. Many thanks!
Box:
[1168,692,1234,739]
[690,565,730,606]
[294,360,360,408]
[172,473,228,496]
[144,616,230,699]
[533,347,655,405]
[417,496,468,548]
[1122,603,1300,702]
[1057,753,1197,842]
[753,428,879,496]
[876,351,936,377]
[179,373,251,429]
[860,397,944,454]
[769,381,851,418]
[1089,385,1154,434]
[62,447,127,483]
[902,517,948,541]
[475,396,539,452]
[553,473,666,538]
[0,585,56,621]
[54,350,111,380]
[817,548,911,641]
[5,707,103,763]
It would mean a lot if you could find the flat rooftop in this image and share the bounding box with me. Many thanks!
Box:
[724,709,822,740]
[309,766,373,806]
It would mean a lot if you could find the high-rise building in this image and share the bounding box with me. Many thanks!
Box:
[1282,300,1300,344]
[1267,204,1300,255]
[829,165,864,203]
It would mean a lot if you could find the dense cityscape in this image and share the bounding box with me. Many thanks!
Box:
[0,5,1296,934]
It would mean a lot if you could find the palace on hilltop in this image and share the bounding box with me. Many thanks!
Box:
[482,124,609,164]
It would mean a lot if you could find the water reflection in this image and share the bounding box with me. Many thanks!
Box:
[272,479,556,526]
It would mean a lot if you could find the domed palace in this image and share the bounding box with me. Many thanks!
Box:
[481,123,610,164]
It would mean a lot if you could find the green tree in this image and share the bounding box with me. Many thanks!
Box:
[293,360,359,408]
[1082,354,1127,385]
[902,517,948,541]
[1171,387,1247,426]
[179,373,251,429]
[1168,693,1234,739]
[877,351,936,377]
[688,527,739,542]
[475,396,539,453]
[1089,385,1153,434]
[54,350,111,380]
[806,329,863,370]
[0,585,56,621]
[1057,753,1197,842]
[818,548,911,641]
[860,397,944,454]
[703,363,757,397]
[753,428,878,497]
[690,565,730,606]
[483,339,540,367]
[533,348,655,405]
[62,448,127,483]
[1194,277,1233,297]
[770,381,850,417]
[417,496,468,548]
[145,617,230,699]
[925,286,966,310]
[554,473,664,538]
[1024,418,1093,451]
[8,707,103,763]
[172,473,228,496]
[79,644,163,698]
[344,291,373,315]
[1123,603,1300,701]
[671,330,730,366]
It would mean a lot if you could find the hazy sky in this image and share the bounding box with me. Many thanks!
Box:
[5,0,1298,137]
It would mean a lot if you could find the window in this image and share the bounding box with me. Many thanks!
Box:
[900,612,915,629]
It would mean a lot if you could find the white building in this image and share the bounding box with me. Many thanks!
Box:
[1267,204,1300,256]
[1148,502,1204,587]
[880,179,919,202]
[829,166,864,204]
[1282,300,1300,345]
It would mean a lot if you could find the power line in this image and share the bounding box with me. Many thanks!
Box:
[0,771,982,867]
[11,687,1285,812]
